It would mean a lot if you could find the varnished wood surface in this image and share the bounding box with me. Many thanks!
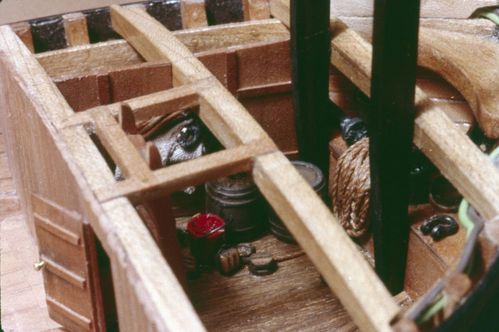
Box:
[0,130,64,331]
[190,235,357,332]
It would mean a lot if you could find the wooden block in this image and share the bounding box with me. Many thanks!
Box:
[93,111,153,182]
[108,62,173,102]
[180,0,208,28]
[10,22,34,53]
[63,13,90,47]
[37,19,289,79]
[330,0,497,19]
[36,40,143,79]
[339,17,497,42]
[145,0,183,31]
[174,18,289,54]
[236,39,290,90]
[205,0,244,25]
[241,94,297,154]
[123,83,199,122]
[55,75,102,112]
[30,15,67,53]
[83,7,120,43]
[242,0,271,20]
[418,28,499,138]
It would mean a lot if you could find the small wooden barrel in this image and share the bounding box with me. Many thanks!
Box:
[205,173,266,243]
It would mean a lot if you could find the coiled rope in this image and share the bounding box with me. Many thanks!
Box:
[331,137,371,238]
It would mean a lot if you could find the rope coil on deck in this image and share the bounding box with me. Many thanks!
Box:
[331,137,371,237]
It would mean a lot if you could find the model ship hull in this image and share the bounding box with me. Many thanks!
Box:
[1,1,498,331]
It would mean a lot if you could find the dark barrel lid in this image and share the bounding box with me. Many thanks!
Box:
[206,173,257,199]
[291,161,325,192]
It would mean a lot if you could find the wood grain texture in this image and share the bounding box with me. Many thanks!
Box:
[36,40,143,79]
[63,13,90,47]
[96,140,276,202]
[330,0,497,19]
[338,17,497,42]
[242,0,271,20]
[180,0,208,28]
[10,21,34,52]
[108,7,400,330]
[271,0,499,222]
[36,19,288,79]
[192,236,357,332]
[418,28,499,138]
[0,25,205,331]
[110,5,272,146]
[253,152,399,332]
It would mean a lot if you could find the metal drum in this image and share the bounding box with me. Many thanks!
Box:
[268,161,326,243]
[205,173,265,244]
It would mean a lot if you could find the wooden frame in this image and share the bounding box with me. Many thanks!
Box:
[2,1,498,332]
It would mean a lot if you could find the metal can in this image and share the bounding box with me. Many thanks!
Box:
[205,173,265,244]
[268,161,326,243]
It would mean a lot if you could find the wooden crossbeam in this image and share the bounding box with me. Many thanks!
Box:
[123,82,200,122]
[111,5,272,148]
[95,140,276,202]
[93,110,153,182]
[271,0,499,223]
[109,5,399,332]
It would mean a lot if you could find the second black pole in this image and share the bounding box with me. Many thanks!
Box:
[369,0,421,293]
[290,0,331,174]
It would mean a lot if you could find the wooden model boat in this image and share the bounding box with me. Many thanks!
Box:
[1,0,498,331]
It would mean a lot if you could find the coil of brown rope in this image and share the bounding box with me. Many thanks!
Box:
[331,137,371,237]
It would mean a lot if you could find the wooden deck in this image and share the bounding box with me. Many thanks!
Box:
[0,131,63,331]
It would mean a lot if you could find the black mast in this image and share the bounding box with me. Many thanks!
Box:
[369,0,421,293]
[290,0,331,174]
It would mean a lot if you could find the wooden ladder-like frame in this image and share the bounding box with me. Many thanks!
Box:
[2,2,497,332]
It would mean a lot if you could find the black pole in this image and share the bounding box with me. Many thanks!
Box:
[290,0,331,173]
[369,0,421,294]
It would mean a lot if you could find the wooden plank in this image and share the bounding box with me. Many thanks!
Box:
[123,83,199,122]
[111,5,272,147]
[1,25,205,332]
[175,18,288,54]
[180,0,208,28]
[418,28,499,138]
[271,0,499,222]
[108,61,173,102]
[108,7,399,331]
[10,21,34,52]
[62,12,90,47]
[55,75,102,112]
[96,140,277,202]
[338,17,497,42]
[330,0,497,19]
[93,110,153,182]
[242,0,271,20]
[192,236,357,331]
[253,152,399,332]
[36,40,143,79]
[37,19,289,79]
[47,297,92,330]
[102,197,206,331]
